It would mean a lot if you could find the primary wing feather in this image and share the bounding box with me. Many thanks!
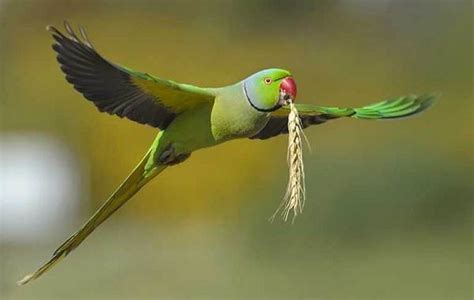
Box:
[48,22,214,129]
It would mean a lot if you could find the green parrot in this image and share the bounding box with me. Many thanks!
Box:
[18,22,435,285]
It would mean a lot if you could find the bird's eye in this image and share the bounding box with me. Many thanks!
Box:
[264,78,272,85]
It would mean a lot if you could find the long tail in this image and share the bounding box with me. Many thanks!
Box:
[17,149,166,285]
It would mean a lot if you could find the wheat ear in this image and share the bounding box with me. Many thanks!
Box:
[271,102,307,222]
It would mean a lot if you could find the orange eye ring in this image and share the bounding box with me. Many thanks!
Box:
[264,78,272,85]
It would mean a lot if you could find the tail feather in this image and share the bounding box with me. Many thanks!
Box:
[17,150,166,285]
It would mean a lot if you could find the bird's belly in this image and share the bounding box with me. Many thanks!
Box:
[159,100,270,156]
[211,113,269,141]
[160,104,218,154]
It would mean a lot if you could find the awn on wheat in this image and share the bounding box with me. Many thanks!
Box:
[271,102,309,222]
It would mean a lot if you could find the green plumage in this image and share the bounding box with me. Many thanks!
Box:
[286,94,435,120]
[352,94,435,119]
[18,22,436,285]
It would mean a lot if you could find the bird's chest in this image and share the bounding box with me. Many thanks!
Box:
[211,92,270,142]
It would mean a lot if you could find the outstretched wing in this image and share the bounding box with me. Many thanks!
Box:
[48,22,215,129]
[251,94,436,140]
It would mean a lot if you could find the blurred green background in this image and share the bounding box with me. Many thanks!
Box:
[0,0,472,299]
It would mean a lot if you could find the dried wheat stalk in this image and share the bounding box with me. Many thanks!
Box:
[271,102,307,222]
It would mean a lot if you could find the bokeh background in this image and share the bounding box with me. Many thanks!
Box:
[0,0,472,299]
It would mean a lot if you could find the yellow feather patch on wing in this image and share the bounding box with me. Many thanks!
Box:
[131,76,214,113]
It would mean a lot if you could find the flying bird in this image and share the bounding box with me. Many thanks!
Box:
[18,22,435,285]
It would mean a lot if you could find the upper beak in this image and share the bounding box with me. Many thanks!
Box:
[279,76,297,105]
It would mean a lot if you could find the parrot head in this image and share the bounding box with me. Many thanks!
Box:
[243,68,297,112]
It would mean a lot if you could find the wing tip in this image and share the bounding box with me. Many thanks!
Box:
[47,20,94,48]
[46,24,63,36]
[353,93,438,120]
[412,93,439,114]
[46,20,72,35]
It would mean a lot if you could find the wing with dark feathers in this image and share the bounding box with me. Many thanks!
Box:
[251,94,436,140]
[48,21,214,129]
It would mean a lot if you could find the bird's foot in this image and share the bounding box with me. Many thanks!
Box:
[157,144,191,166]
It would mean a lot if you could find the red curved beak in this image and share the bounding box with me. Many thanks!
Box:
[280,77,297,102]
